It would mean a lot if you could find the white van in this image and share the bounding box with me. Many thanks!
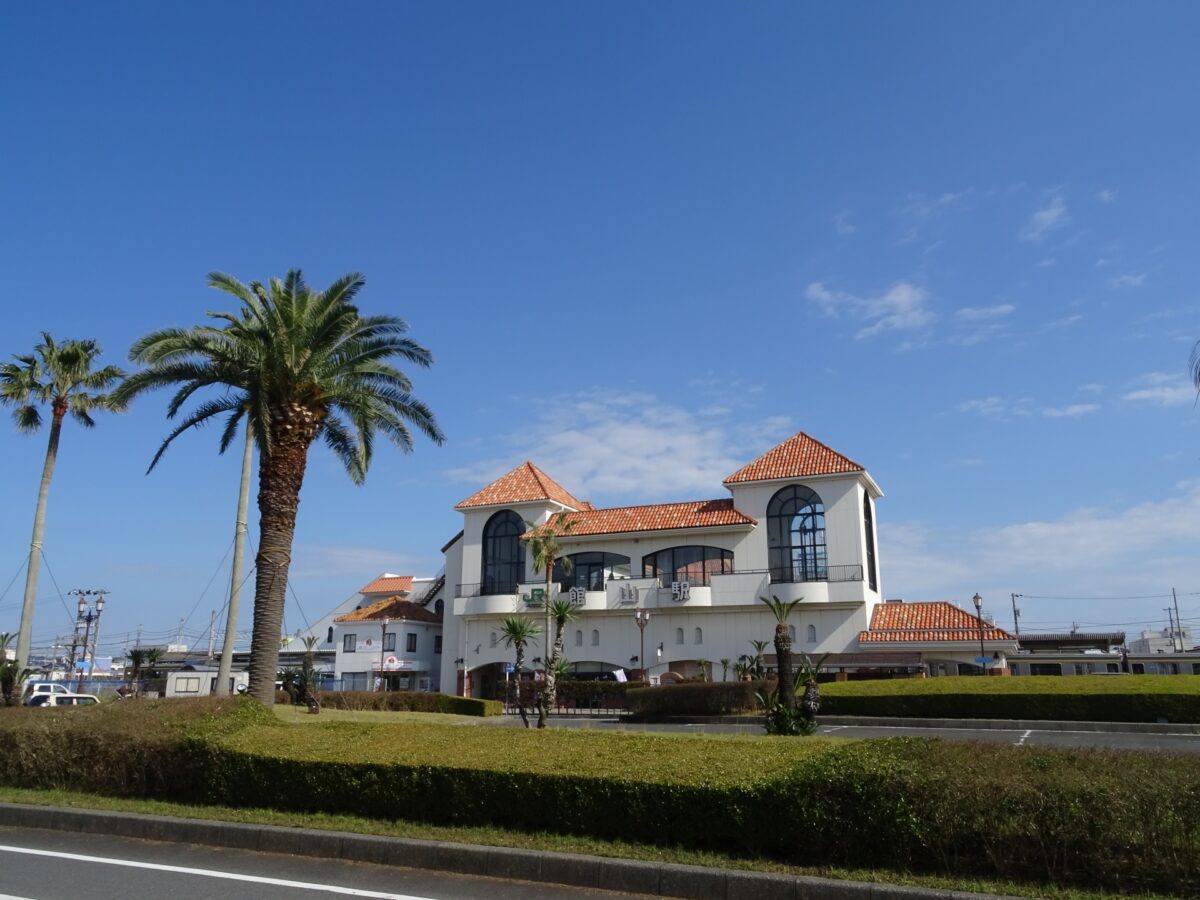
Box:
[21,682,70,706]
[40,693,100,707]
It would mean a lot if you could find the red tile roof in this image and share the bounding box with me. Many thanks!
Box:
[858,601,1016,644]
[359,575,414,595]
[454,462,584,510]
[723,432,864,485]
[543,499,756,537]
[335,597,441,624]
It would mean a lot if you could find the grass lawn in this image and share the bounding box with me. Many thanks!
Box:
[273,706,476,726]
[822,675,1200,697]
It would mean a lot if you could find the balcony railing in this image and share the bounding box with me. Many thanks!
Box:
[763,564,863,584]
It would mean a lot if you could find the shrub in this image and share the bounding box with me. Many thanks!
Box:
[625,681,761,718]
[317,691,500,717]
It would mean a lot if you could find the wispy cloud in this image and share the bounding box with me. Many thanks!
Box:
[1096,188,1119,204]
[897,190,969,243]
[1078,383,1104,395]
[1042,403,1100,418]
[1046,314,1083,329]
[833,211,856,236]
[807,281,935,340]
[1020,192,1069,241]
[1108,272,1147,289]
[956,304,1014,321]
[956,396,1033,419]
[1123,373,1195,407]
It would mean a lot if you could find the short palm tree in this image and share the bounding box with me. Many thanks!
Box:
[0,633,32,707]
[719,658,731,682]
[0,334,125,670]
[760,594,803,710]
[126,648,148,694]
[500,616,541,728]
[116,270,445,703]
[749,639,770,679]
[538,597,579,728]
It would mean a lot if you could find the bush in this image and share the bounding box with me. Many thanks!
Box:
[625,681,761,718]
[317,691,500,717]
[820,675,1200,723]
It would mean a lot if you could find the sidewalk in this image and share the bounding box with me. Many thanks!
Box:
[0,801,1023,900]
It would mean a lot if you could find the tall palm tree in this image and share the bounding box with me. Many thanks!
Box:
[523,517,575,726]
[500,616,541,728]
[0,334,125,670]
[537,597,579,728]
[116,270,445,703]
[760,594,803,710]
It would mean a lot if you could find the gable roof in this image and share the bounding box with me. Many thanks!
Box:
[545,499,756,537]
[335,597,442,625]
[723,431,865,485]
[858,601,1016,644]
[454,462,584,510]
[358,575,414,595]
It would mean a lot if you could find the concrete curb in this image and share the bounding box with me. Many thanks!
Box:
[640,714,1200,734]
[0,801,1022,900]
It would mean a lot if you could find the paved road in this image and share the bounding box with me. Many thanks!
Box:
[0,826,652,900]
[504,716,1200,753]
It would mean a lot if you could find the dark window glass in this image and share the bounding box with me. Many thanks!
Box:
[767,486,827,583]
[863,493,878,592]
[482,510,526,594]
[326,626,333,644]
[406,633,418,653]
[556,552,631,590]
[641,546,733,585]
[383,632,396,652]
[434,635,443,654]
[343,634,356,653]
[434,598,444,616]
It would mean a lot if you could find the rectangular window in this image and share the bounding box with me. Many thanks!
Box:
[343,634,357,653]
[434,635,443,654]
[406,633,418,653]
[176,676,200,693]
[343,672,368,692]
[383,632,396,652]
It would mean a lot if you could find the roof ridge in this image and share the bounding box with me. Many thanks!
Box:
[558,497,733,516]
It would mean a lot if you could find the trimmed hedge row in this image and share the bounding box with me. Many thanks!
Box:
[625,681,761,717]
[310,691,501,717]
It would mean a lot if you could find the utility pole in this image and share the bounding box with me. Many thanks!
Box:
[1010,593,1022,639]
[1172,587,1184,651]
[1165,608,1176,651]
[207,610,217,659]
[219,419,254,694]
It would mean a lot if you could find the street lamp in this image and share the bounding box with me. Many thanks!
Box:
[378,616,390,692]
[634,608,650,682]
[69,589,108,692]
[972,593,986,675]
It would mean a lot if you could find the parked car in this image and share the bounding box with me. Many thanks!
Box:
[20,681,70,706]
[39,693,99,707]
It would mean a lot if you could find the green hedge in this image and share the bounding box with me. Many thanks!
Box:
[820,675,1200,723]
[625,681,762,717]
[315,691,501,717]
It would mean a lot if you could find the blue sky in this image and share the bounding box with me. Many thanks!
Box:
[2,2,1199,656]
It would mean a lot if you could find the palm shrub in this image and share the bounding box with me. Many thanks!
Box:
[538,598,579,727]
[749,640,769,679]
[0,634,32,707]
[0,334,124,670]
[760,594,802,710]
[757,652,828,735]
[499,616,540,728]
[116,271,444,703]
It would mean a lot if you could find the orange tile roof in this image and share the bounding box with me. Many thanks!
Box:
[335,597,441,624]
[542,499,756,537]
[723,431,864,485]
[454,462,584,510]
[858,601,1015,643]
[359,575,414,595]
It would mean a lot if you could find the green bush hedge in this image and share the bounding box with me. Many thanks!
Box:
[820,675,1200,723]
[625,681,761,717]
[316,691,501,717]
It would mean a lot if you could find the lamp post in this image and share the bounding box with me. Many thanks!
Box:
[69,590,107,692]
[378,616,390,692]
[634,608,650,681]
[972,592,986,675]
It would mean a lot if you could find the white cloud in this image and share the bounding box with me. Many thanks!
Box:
[1078,383,1104,394]
[1046,314,1083,329]
[956,304,1014,321]
[1020,193,1069,241]
[956,396,1032,419]
[1097,188,1118,204]
[833,211,856,236]
[1108,272,1147,289]
[1042,403,1100,418]
[444,392,787,501]
[807,281,935,340]
[897,190,970,243]
[1122,372,1195,407]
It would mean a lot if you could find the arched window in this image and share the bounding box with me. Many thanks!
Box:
[675,627,685,645]
[642,546,734,585]
[694,627,703,645]
[767,486,827,583]
[574,629,583,647]
[557,552,631,590]
[806,624,817,644]
[489,632,498,648]
[864,493,878,592]
[482,510,525,594]
[434,598,445,617]
[326,626,333,644]
[591,629,600,647]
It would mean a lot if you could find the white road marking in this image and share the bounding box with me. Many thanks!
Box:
[0,894,37,899]
[823,725,847,732]
[0,844,436,899]
[1016,729,1033,746]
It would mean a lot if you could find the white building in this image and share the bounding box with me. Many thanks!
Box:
[1128,625,1195,655]
[440,431,896,698]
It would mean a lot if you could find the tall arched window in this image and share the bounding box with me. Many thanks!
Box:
[675,627,685,645]
[806,624,817,644]
[591,629,600,647]
[574,629,583,647]
[694,627,703,645]
[489,632,498,648]
[482,510,525,594]
[767,486,827,583]
[434,598,445,617]
[864,493,878,592]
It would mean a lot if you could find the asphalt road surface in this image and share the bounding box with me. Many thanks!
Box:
[515,716,1200,753]
[0,827,653,900]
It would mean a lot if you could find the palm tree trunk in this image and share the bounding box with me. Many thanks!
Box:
[247,413,316,704]
[15,404,64,671]
[537,558,555,728]
[515,641,529,728]
[218,420,253,694]
[774,624,795,711]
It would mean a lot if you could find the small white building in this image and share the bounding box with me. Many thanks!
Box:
[165,666,249,697]
[1128,625,1194,655]
[331,576,444,692]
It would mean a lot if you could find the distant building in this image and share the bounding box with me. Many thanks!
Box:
[1128,625,1194,655]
